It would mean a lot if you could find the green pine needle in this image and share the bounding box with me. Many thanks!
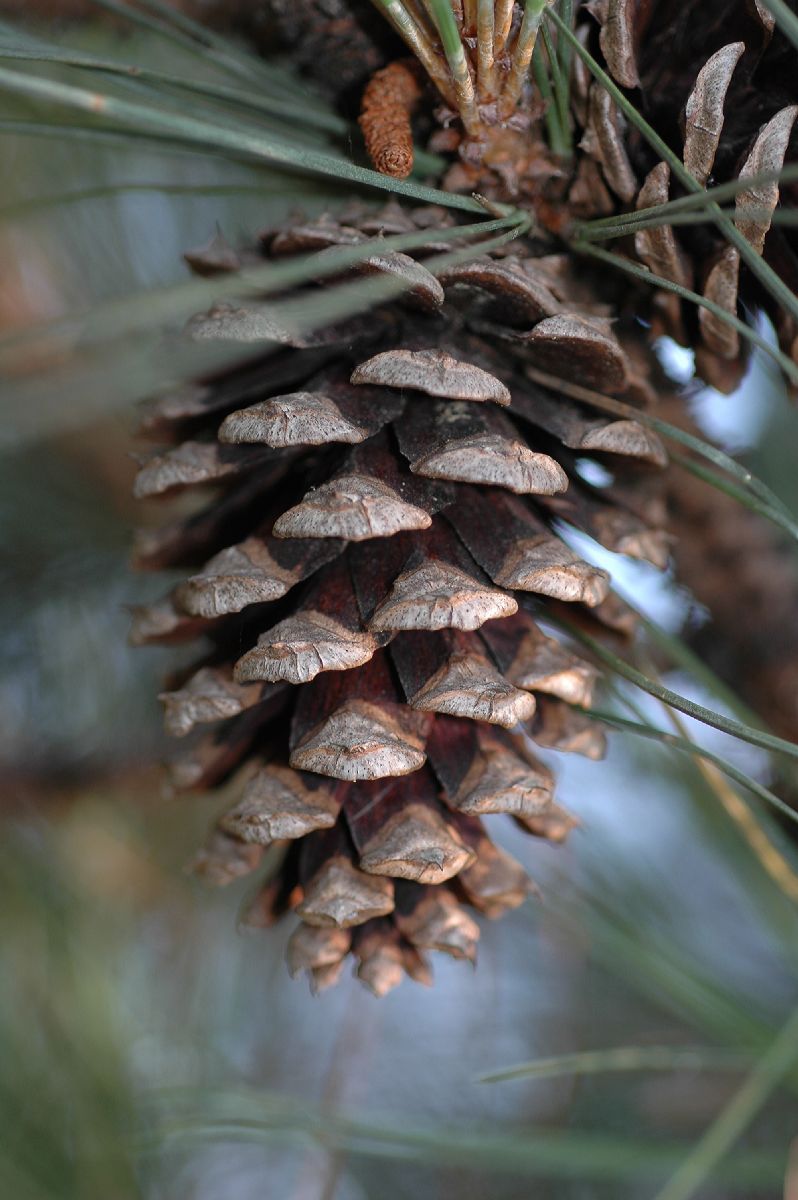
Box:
[480,1046,752,1085]
[577,165,798,236]
[760,0,798,53]
[0,212,523,358]
[579,708,798,827]
[0,43,349,137]
[525,366,798,537]
[653,1003,798,1200]
[574,240,798,391]
[0,64,480,211]
[153,1087,786,1188]
[548,615,798,770]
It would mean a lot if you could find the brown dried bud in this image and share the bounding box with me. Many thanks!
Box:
[359,61,422,180]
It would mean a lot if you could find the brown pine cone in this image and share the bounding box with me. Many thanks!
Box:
[129,0,798,994]
[132,202,671,995]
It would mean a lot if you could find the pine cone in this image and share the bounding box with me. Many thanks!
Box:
[130,0,798,993]
[133,201,670,995]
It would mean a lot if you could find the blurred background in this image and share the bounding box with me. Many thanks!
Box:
[1,10,797,1200]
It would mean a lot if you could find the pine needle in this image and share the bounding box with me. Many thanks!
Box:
[0,181,284,220]
[0,212,523,356]
[0,44,349,137]
[369,0,458,107]
[0,65,482,211]
[580,708,798,828]
[532,39,566,153]
[758,0,798,54]
[541,22,572,152]
[659,704,798,904]
[667,449,798,548]
[577,165,798,235]
[480,1046,753,1084]
[547,615,798,771]
[88,0,297,95]
[503,0,554,117]
[423,0,482,133]
[652,1003,798,1200]
[154,1087,785,1187]
[578,205,798,240]
[574,240,798,390]
[476,0,497,99]
[523,366,798,533]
